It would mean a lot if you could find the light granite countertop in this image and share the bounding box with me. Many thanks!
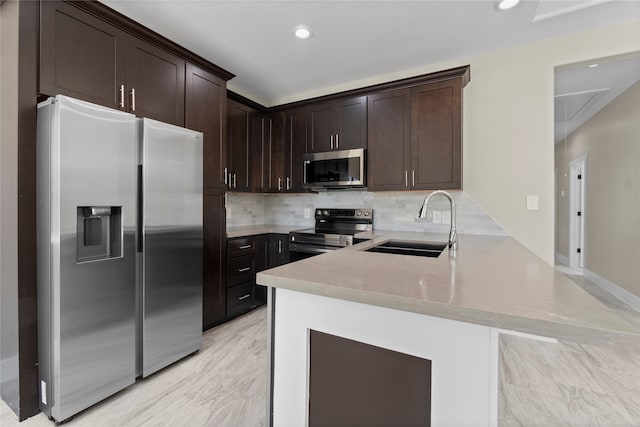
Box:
[257,230,640,345]
[226,224,307,238]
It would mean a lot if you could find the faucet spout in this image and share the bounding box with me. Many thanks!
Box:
[418,190,458,251]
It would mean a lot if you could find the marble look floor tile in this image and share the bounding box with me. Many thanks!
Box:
[2,273,638,427]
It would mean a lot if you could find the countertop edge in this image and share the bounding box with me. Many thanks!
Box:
[257,271,640,348]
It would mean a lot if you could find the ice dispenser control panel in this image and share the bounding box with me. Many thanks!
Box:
[76,206,122,262]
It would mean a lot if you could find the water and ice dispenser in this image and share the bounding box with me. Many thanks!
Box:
[76,206,122,262]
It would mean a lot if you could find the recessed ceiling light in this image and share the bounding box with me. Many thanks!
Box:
[293,25,312,40]
[497,0,520,10]
[588,63,599,68]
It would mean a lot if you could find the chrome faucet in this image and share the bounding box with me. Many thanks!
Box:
[418,190,457,252]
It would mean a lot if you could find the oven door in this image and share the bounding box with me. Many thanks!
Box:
[289,242,339,261]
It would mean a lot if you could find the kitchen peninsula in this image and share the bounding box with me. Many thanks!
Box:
[257,232,639,426]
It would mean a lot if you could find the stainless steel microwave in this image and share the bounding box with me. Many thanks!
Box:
[303,148,366,189]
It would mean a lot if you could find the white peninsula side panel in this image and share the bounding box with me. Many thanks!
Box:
[271,288,497,426]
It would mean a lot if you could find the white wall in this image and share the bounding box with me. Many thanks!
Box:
[273,22,640,265]
[0,0,21,414]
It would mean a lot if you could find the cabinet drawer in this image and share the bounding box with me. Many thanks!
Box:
[227,236,257,257]
[227,281,255,317]
[227,254,255,286]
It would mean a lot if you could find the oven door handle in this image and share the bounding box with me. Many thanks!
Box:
[289,243,338,255]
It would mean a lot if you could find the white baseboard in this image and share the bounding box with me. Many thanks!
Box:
[583,269,640,311]
[555,252,570,267]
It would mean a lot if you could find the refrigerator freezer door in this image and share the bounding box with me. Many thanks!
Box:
[139,118,203,377]
[37,95,137,422]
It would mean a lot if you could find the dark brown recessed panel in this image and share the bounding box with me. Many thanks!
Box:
[309,330,431,427]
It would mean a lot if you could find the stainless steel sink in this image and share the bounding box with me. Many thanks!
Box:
[364,240,447,258]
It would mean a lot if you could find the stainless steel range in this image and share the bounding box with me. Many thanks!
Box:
[289,208,373,261]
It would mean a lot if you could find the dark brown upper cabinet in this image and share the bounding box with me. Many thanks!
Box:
[227,99,254,192]
[308,96,367,152]
[40,1,127,110]
[251,112,288,193]
[185,63,227,191]
[367,78,462,191]
[126,37,185,126]
[410,80,462,190]
[41,1,187,127]
[367,89,411,191]
[251,108,306,193]
[284,107,308,192]
[251,113,270,193]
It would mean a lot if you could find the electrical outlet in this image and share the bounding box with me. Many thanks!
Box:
[526,195,539,211]
[432,210,442,224]
[442,211,451,225]
[304,208,311,219]
[226,208,232,219]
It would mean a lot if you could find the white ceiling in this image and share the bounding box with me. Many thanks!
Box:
[554,54,640,143]
[101,0,640,107]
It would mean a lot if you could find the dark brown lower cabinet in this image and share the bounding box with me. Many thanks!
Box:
[309,330,431,427]
[203,194,226,329]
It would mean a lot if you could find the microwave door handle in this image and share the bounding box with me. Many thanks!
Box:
[303,161,308,185]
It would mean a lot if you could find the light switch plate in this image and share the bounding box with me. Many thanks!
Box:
[432,210,442,224]
[526,195,539,211]
[304,208,311,219]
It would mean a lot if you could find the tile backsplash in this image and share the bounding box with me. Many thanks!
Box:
[226,191,507,236]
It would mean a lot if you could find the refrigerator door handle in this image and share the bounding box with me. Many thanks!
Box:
[137,165,143,253]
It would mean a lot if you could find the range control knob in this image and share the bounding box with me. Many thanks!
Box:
[363,211,370,217]
[323,210,329,216]
[356,211,362,216]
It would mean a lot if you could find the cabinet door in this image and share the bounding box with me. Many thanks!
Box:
[251,114,270,192]
[334,96,367,150]
[285,107,308,192]
[203,194,226,329]
[411,80,462,190]
[268,113,286,192]
[268,234,290,267]
[40,1,126,110]
[126,36,185,126]
[227,99,253,192]
[367,89,411,191]
[186,63,226,191]
[308,103,334,152]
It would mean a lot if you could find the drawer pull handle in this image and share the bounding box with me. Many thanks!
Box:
[238,294,251,301]
[238,245,252,249]
[238,267,251,273]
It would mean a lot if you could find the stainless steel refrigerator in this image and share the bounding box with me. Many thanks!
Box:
[37,95,202,422]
